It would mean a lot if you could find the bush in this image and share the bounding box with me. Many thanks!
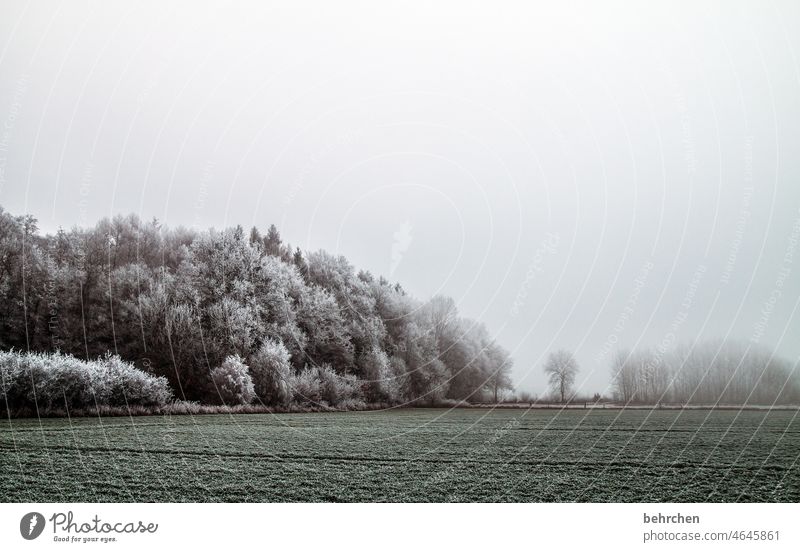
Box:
[317,364,359,406]
[26,353,97,410]
[249,339,292,406]
[288,365,322,405]
[100,354,173,406]
[517,391,536,404]
[210,355,255,405]
[289,364,360,407]
[0,350,172,414]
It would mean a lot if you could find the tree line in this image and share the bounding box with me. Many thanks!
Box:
[535,343,798,406]
[610,340,799,405]
[0,205,513,410]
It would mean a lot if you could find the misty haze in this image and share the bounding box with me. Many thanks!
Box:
[0,0,798,503]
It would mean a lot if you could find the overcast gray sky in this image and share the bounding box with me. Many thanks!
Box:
[1,0,799,395]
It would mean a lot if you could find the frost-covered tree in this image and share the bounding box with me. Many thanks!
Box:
[306,250,386,369]
[358,346,396,402]
[295,285,354,370]
[249,339,292,406]
[544,349,578,403]
[610,349,637,403]
[0,205,525,409]
[264,224,282,257]
[418,358,450,405]
[608,340,800,405]
[486,342,514,402]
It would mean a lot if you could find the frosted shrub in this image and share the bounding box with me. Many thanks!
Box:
[0,351,103,410]
[317,364,359,406]
[210,355,256,405]
[100,354,172,406]
[42,353,100,409]
[0,350,172,414]
[0,350,42,410]
[288,364,360,407]
[289,366,322,405]
[249,339,292,406]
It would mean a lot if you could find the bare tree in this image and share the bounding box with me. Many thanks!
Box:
[610,349,636,403]
[544,349,579,403]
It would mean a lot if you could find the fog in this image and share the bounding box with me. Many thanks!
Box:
[1,0,799,394]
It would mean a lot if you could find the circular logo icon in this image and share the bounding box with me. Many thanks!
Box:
[20,512,45,540]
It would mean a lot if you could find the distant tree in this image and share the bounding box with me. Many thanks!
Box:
[544,349,578,403]
[249,226,262,245]
[357,269,374,284]
[517,391,536,404]
[486,342,514,402]
[292,246,307,277]
[610,349,637,403]
[264,224,282,257]
[280,242,294,264]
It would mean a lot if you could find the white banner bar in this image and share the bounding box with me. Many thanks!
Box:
[2,503,798,551]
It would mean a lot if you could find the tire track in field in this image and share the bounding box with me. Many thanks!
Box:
[0,443,792,473]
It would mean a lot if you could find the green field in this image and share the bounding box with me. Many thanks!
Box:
[1,408,798,502]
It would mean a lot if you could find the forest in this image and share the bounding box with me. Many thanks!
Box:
[0,205,514,413]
